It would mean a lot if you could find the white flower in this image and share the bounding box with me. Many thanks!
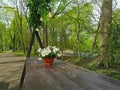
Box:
[53,46,56,49]
[41,48,51,57]
[57,54,61,57]
[37,46,61,58]
[41,50,47,57]
[41,52,46,57]
[47,46,51,49]
[37,48,41,52]
[38,58,42,60]
[53,48,59,53]
[46,48,51,53]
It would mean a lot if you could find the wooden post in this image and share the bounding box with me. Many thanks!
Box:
[19,29,43,88]
[35,30,44,48]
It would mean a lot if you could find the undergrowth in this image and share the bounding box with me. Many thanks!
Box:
[61,55,120,80]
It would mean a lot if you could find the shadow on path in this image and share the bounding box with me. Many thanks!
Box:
[0,82,9,90]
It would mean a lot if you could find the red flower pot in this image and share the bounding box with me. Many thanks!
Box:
[43,57,54,67]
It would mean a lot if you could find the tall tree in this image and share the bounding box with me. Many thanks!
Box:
[0,22,7,52]
[99,0,112,68]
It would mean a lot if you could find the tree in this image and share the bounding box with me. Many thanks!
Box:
[0,22,12,52]
[99,0,112,68]
[67,2,93,60]
[9,14,28,52]
[0,22,6,52]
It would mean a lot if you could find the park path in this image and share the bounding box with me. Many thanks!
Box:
[0,51,25,90]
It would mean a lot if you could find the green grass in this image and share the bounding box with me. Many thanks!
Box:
[13,51,39,57]
[13,51,26,56]
[61,55,120,80]
[95,69,120,80]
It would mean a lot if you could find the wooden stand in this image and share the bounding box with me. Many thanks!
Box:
[19,30,44,88]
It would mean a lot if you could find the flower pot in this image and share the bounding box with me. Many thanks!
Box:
[43,57,54,67]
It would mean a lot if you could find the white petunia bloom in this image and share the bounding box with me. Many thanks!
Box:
[53,48,59,53]
[41,48,51,57]
[37,46,61,59]
[53,46,56,49]
[57,54,61,57]
[41,50,47,57]
[38,58,42,60]
[37,48,41,52]
[41,50,45,56]
[46,48,51,53]
[47,46,51,49]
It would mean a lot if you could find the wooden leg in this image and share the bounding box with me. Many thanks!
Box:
[19,62,26,89]
[26,30,36,57]
[19,30,44,88]
[19,30,36,88]
[35,31,44,48]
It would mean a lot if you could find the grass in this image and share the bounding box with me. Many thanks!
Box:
[13,51,38,57]
[13,51,26,56]
[61,55,120,80]
[95,69,120,80]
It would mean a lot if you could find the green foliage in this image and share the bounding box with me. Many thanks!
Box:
[13,51,26,56]
[104,9,120,67]
[67,3,93,52]
[0,0,120,81]
[26,0,55,28]
[0,22,8,51]
[112,9,120,24]
[48,2,93,53]
[69,31,93,52]
[48,15,70,50]
[96,69,120,80]
[9,13,29,51]
[108,23,120,67]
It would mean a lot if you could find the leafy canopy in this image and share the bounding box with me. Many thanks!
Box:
[26,0,54,28]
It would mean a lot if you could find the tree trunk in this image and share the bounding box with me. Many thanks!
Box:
[19,15,26,53]
[77,3,81,61]
[43,25,48,47]
[13,25,16,51]
[0,30,3,52]
[90,23,100,52]
[99,0,112,68]
[5,20,13,50]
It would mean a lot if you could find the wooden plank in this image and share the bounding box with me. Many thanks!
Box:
[25,57,120,90]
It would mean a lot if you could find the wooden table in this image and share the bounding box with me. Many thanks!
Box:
[25,57,120,90]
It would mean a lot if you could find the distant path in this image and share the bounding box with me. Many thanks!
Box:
[0,51,25,90]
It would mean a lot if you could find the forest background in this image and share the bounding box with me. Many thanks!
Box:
[0,0,120,80]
